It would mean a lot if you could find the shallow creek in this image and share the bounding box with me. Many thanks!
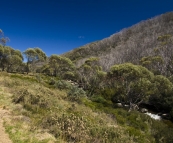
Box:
[145,112,162,120]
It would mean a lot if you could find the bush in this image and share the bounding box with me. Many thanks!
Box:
[42,113,89,142]
[151,120,173,143]
[126,127,146,143]
[54,80,72,90]
[35,74,42,83]
[49,78,56,85]
[12,88,51,112]
[91,95,111,106]
[67,86,86,102]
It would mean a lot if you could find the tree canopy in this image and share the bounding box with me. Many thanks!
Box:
[49,55,75,77]
[107,63,155,110]
[23,47,47,73]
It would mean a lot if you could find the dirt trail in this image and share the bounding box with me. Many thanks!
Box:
[0,108,12,143]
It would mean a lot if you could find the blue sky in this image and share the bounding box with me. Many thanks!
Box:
[1,0,173,56]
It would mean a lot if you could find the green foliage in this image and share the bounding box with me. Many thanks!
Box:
[2,72,173,142]
[12,88,52,113]
[140,56,164,74]
[85,57,99,66]
[83,100,156,142]
[67,86,86,102]
[42,112,90,142]
[39,64,53,76]
[0,45,23,72]
[1,21,173,142]
[23,47,47,73]
[150,75,173,111]
[91,95,108,104]
[49,55,75,78]
[151,120,173,143]
[10,74,37,82]
[35,74,42,83]
[76,57,106,96]
[107,63,154,106]
[5,122,51,143]
[109,63,154,79]
[157,34,172,42]
[63,46,90,61]
[16,63,28,73]
[97,88,116,101]
[55,80,72,90]
[49,77,56,85]
[63,71,75,80]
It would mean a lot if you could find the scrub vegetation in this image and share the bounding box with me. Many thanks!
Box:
[0,11,173,142]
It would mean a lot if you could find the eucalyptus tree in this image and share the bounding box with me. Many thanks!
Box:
[0,45,23,72]
[16,62,28,73]
[77,57,106,95]
[150,75,173,112]
[7,49,23,72]
[49,55,75,78]
[140,56,164,75]
[23,47,47,73]
[107,63,154,111]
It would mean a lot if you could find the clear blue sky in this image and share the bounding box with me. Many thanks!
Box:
[1,0,173,56]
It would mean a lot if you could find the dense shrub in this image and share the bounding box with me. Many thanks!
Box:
[67,86,86,102]
[54,80,72,90]
[91,95,107,104]
[151,120,173,143]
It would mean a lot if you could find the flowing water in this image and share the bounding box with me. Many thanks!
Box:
[145,112,162,120]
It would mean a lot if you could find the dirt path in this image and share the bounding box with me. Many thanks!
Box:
[0,108,12,143]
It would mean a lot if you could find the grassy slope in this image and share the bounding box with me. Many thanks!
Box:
[0,72,173,143]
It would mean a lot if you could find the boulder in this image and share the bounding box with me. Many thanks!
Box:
[141,108,148,113]
[115,103,123,108]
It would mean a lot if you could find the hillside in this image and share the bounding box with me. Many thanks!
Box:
[63,12,173,71]
[1,11,173,143]
[0,72,173,143]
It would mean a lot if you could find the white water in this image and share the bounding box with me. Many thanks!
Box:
[145,112,161,120]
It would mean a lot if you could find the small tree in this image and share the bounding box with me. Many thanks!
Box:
[7,50,23,72]
[107,63,154,111]
[23,48,47,73]
[150,75,173,111]
[49,55,75,78]
[0,45,23,72]
[140,56,164,75]
[77,57,106,95]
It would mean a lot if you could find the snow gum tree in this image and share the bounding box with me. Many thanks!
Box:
[23,48,47,73]
[107,63,154,111]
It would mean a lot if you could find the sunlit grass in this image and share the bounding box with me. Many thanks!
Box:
[0,72,173,142]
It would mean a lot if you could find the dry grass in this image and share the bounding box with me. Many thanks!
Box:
[0,73,58,143]
[1,72,172,143]
[0,72,128,142]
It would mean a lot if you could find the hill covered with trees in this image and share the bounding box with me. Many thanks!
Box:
[0,11,173,143]
[63,12,173,71]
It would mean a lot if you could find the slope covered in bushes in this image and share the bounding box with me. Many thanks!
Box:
[0,11,173,143]
[0,72,173,143]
